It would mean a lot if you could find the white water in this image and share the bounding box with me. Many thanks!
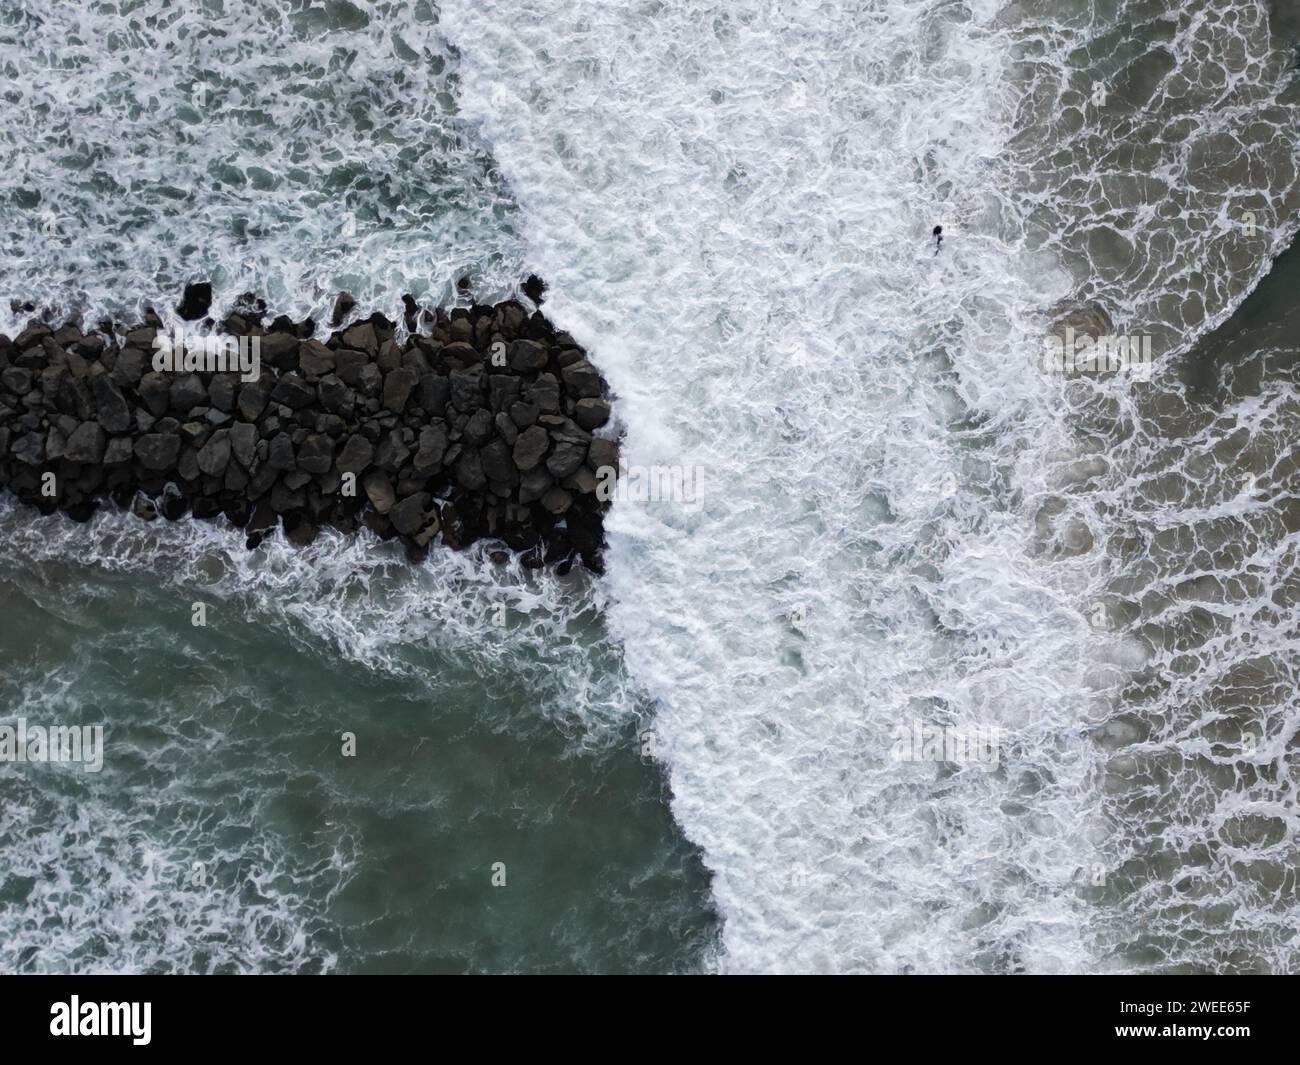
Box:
[443,0,1107,973]
[3,0,1298,972]
[443,0,1300,972]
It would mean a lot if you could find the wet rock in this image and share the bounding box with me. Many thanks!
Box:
[389,492,432,536]
[177,282,213,320]
[561,359,603,398]
[574,397,611,430]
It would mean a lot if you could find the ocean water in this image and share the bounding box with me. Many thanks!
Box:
[1,0,1298,974]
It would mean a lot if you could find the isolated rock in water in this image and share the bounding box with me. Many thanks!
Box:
[523,274,548,305]
[177,282,213,321]
[330,291,356,328]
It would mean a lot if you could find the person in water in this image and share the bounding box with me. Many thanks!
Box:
[932,225,943,256]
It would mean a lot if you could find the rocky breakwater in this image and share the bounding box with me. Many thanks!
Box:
[0,296,618,573]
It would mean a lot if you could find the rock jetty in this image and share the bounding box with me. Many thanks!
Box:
[0,288,618,573]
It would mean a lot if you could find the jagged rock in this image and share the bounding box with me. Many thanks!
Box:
[197,430,232,476]
[267,432,296,471]
[419,373,450,413]
[297,433,333,474]
[1,366,31,395]
[512,425,549,470]
[541,487,574,515]
[494,411,519,446]
[341,321,378,355]
[509,400,540,427]
[454,447,487,490]
[11,431,43,465]
[169,373,207,414]
[389,492,432,536]
[110,347,146,388]
[330,292,356,328]
[336,433,374,474]
[237,381,270,421]
[525,373,560,413]
[135,433,180,470]
[414,424,448,470]
[450,368,484,412]
[62,422,105,464]
[229,422,257,468]
[207,374,237,413]
[464,408,494,445]
[139,372,171,417]
[574,398,611,430]
[509,339,549,372]
[363,471,396,513]
[481,439,516,484]
[177,282,212,320]
[103,436,134,465]
[586,437,619,473]
[546,440,588,479]
[299,340,336,377]
[561,359,603,398]
[270,372,315,410]
[518,465,553,504]
[383,368,417,413]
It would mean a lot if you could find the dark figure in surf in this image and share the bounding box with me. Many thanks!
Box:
[932,225,943,256]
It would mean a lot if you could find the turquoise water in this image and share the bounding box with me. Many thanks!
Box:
[0,514,719,973]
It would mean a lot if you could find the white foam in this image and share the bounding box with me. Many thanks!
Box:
[443,0,1114,973]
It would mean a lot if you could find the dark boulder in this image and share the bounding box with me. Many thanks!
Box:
[135,433,180,471]
[382,368,417,413]
[177,282,213,320]
[270,372,315,410]
[508,339,549,372]
[512,425,549,470]
[389,492,432,536]
[574,397,611,430]
[197,430,232,476]
[336,433,374,474]
[64,422,106,464]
